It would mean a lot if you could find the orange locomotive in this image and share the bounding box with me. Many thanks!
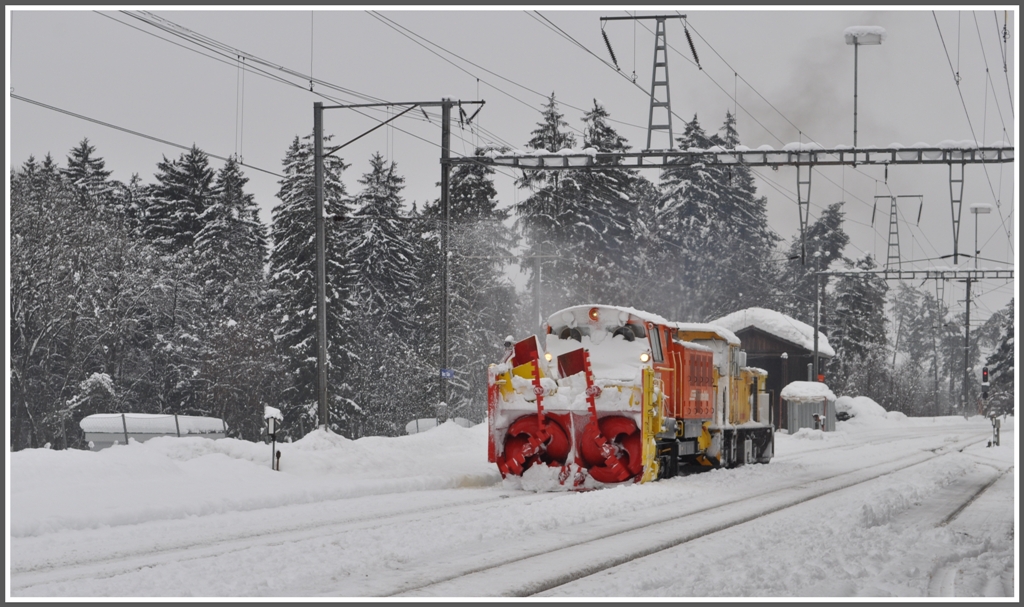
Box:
[487,305,773,489]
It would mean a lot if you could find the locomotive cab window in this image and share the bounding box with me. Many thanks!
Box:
[648,325,665,363]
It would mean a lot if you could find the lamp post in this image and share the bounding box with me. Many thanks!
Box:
[845,26,886,148]
[812,250,823,381]
[779,352,788,431]
[970,204,992,269]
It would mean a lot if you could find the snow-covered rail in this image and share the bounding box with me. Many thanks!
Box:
[388,432,990,597]
[9,488,567,593]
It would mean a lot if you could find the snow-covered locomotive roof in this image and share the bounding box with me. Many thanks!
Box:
[711,307,835,357]
[546,304,671,328]
[672,322,741,346]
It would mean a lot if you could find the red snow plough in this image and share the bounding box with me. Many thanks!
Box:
[487,305,774,489]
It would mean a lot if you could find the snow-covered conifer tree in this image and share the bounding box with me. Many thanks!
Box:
[62,138,113,199]
[143,145,216,254]
[269,134,357,438]
[983,298,1015,415]
[418,146,519,422]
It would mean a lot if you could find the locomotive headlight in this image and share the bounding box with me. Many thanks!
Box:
[544,352,553,362]
[640,352,651,363]
[588,307,600,321]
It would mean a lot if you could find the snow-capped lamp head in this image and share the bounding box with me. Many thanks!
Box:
[504,335,514,350]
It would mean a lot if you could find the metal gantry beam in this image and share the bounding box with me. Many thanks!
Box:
[452,145,1013,170]
[816,269,1013,281]
[453,144,1012,266]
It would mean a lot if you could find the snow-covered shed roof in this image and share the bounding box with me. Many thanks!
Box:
[711,307,835,357]
[80,413,227,435]
[780,381,837,402]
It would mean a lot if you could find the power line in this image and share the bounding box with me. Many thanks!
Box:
[369,11,649,138]
[11,93,285,179]
[993,11,1014,117]
[931,11,1012,251]
[103,10,503,164]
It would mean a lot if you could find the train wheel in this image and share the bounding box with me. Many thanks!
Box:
[498,415,570,476]
[579,416,643,484]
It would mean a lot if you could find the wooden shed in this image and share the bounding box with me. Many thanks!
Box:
[711,308,834,431]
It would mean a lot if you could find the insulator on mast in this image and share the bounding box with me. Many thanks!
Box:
[684,24,701,70]
[601,28,620,70]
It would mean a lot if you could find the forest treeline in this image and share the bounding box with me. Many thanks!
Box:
[10,95,1015,450]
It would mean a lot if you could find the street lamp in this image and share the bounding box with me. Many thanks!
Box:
[845,26,886,148]
[970,204,992,269]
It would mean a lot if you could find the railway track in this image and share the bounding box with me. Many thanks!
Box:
[9,487,559,593]
[11,430,993,597]
[771,423,981,463]
[379,431,990,597]
[925,462,1014,598]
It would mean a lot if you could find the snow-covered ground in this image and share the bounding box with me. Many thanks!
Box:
[7,405,1017,599]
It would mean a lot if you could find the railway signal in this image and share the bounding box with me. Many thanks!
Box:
[982,366,989,399]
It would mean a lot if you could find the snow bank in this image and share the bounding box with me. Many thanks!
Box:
[835,395,887,418]
[711,307,835,357]
[10,421,499,537]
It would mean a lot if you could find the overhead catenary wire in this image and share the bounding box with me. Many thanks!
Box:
[103,10,505,163]
[994,11,1014,116]
[931,11,1014,253]
[105,10,1015,284]
[971,12,1010,143]
[11,93,284,179]
[528,10,896,261]
[368,11,649,139]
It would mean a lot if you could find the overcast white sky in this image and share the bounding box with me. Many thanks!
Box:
[6,6,1018,322]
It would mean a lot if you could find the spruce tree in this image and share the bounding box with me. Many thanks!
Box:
[191,156,276,438]
[143,145,216,254]
[420,146,519,422]
[194,156,269,311]
[349,152,419,333]
[345,152,423,435]
[779,201,850,326]
[566,99,638,306]
[269,134,357,438]
[827,253,890,396]
[514,92,584,318]
[707,111,781,317]
[653,114,727,320]
[62,138,113,199]
[983,298,1014,415]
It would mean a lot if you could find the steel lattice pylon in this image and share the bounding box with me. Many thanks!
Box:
[646,17,673,151]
